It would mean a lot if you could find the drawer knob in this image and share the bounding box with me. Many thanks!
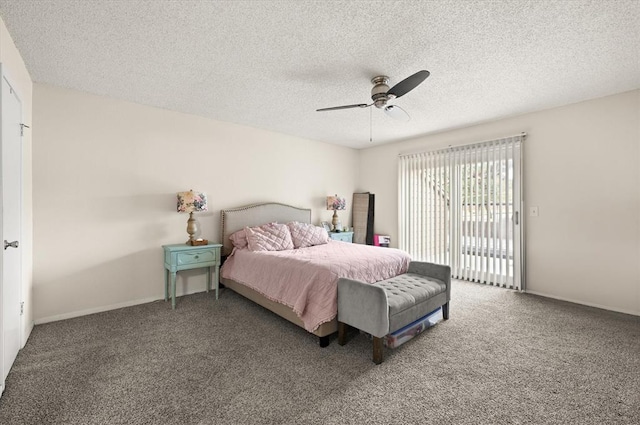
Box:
[194,255,199,259]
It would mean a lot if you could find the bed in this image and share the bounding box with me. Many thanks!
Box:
[219,202,410,346]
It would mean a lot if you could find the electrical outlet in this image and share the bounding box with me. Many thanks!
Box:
[530,206,539,217]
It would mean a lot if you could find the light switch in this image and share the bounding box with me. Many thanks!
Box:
[530,206,539,217]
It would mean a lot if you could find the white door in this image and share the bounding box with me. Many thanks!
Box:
[1,72,23,393]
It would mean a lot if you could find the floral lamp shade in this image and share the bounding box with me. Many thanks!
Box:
[326,195,346,232]
[176,190,208,244]
[177,190,208,213]
[326,195,346,211]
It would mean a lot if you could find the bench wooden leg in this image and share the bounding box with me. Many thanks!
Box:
[442,302,450,320]
[372,337,384,364]
[338,321,348,346]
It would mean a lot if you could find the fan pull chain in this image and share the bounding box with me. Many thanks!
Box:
[369,106,373,143]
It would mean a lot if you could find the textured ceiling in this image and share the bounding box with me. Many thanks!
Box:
[0,0,638,149]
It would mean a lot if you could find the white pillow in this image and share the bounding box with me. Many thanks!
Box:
[245,223,294,252]
[286,221,329,248]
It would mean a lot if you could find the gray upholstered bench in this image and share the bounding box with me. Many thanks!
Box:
[337,261,451,364]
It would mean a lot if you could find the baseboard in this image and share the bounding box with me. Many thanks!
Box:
[34,288,208,325]
[525,290,639,317]
[34,288,638,324]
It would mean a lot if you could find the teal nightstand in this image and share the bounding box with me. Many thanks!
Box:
[162,243,222,309]
[329,231,354,243]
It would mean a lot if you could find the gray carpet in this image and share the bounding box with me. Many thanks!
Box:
[0,281,638,425]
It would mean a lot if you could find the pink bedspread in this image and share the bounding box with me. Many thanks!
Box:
[221,241,411,332]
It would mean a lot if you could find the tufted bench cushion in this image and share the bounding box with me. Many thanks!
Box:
[337,261,451,364]
[379,273,447,333]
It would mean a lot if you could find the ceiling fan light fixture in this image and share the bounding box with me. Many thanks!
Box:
[384,105,410,122]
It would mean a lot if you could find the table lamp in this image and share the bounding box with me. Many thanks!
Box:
[326,194,346,231]
[177,190,208,245]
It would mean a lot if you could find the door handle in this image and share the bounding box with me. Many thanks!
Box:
[4,240,19,250]
[514,211,519,225]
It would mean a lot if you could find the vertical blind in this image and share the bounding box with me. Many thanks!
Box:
[399,134,524,290]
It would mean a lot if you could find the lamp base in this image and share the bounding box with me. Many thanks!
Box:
[331,210,339,231]
[186,211,197,245]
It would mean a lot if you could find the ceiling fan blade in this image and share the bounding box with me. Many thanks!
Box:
[384,105,410,122]
[316,103,369,112]
[386,70,430,99]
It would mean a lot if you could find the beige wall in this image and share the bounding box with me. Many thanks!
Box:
[0,17,34,344]
[25,72,640,321]
[359,90,640,316]
[33,84,359,322]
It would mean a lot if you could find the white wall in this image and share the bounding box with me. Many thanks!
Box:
[27,82,640,322]
[359,90,640,316]
[0,17,34,344]
[33,84,359,323]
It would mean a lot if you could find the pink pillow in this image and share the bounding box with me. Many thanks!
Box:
[245,223,294,252]
[287,221,329,248]
[229,229,248,249]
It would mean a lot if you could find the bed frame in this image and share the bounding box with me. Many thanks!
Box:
[220,202,338,347]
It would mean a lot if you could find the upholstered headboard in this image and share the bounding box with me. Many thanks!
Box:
[220,202,312,256]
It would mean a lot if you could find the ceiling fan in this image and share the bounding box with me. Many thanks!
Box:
[316,70,430,122]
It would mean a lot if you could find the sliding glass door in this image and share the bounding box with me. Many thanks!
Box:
[399,135,524,290]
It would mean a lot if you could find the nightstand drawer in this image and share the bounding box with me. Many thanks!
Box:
[329,231,354,243]
[176,250,216,266]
